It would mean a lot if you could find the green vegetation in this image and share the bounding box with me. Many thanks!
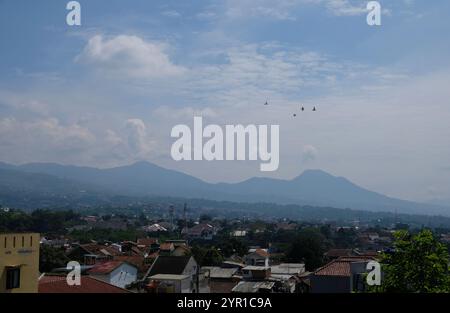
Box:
[285,228,326,271]
[0,209,80,234]
[191,246,224,266]
[68,228,146,243]
[372,229,450,293]
[39,245,69,273]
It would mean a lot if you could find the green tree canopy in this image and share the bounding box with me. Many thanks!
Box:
[285,228,325,271]
[375,229,450,293]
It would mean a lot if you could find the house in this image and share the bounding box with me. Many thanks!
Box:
[242,266,271,281]
[158,221,176,231]
[269,264,304,293]
[137,238,160,254]
[202,266,239,293]
[310,256,376,293]
[143,224,167,233]
[230,230,247,237]
[113,255,151,277]
[146,274,192,293]
[145,256,201,293]
[186,223,215,240]
[270,263,305,276]
[324,249,355,261]
[67,243,121,265]
[172,244,191,257]
[137,237,159,246]
[88,261,138,289]
[38,275,131,293]
[121,241,144,257]
[159,242,175,255]
[245,249,269,267]
[0,233,40,293]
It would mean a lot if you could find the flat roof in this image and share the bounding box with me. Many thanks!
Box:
[242,265,269,271]
[149,274,189,281]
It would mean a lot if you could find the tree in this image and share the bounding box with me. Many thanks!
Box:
[203,248,223,266]
[374,229,450,293]
[191,246,223,266]
[285,228,325,271]
[39,245,69,273]
[218,238,248,257]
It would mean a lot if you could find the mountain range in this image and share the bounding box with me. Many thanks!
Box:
[0,161,448,216]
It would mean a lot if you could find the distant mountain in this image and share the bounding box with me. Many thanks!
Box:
[16,161,221,198]
[217,169,447,215]
[1,161,448,216]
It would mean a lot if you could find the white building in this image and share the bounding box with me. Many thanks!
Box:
[88,261,138,289]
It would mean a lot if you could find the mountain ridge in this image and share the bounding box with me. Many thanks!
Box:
[0,161,448,216]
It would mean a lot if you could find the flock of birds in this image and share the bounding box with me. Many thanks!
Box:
[264,100,316,117]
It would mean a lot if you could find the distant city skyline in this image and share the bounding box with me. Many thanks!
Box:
[1,0,450,203]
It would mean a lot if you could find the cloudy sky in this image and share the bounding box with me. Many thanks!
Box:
[1,0,450,203]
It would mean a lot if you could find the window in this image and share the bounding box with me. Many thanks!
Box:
[13,236,16,248]
[6,268,20,290]
[30,236,33,247]
[22,236,25,247]
[3,237,6,248]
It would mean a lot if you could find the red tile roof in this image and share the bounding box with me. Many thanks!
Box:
[39,275,130,293]
[113,256,149,273]
[315,260,351,277]
[254,249,269,258]
[88,261,125,275]
[137,238,158,246]
[314,256,375,277]
[80,243,121,257]
[325,249,354,258]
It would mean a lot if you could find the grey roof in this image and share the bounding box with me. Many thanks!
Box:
[242,265,269,271]
[271,263,305,275]
[202,267,237,279]
[149,274,189,281]
[232,281,275,293]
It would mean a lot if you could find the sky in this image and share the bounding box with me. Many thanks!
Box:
[1,0,450,203]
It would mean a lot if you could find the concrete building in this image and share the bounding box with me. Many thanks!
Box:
[0,233,40,293]
[310,256,375,293]
[88,261,138,289]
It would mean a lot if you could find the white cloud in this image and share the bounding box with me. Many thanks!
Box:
[76,35,186,79]
[125,118,154,158]
[223,0,378,20]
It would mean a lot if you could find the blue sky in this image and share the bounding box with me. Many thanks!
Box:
[1,0,450,204]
